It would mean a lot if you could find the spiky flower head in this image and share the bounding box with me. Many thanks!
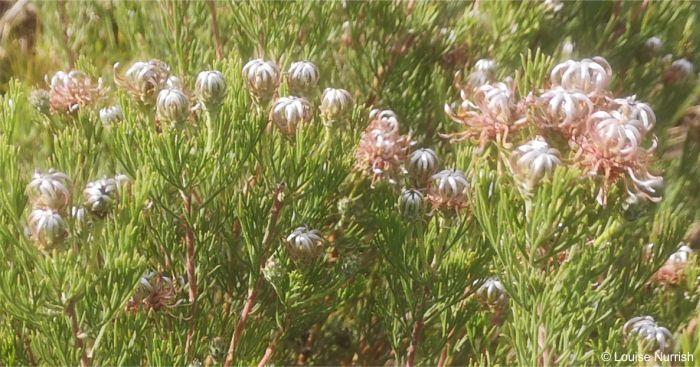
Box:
[623,316,673,353]
[269,96,313,136]
[26,169,72,212]
[195,70,227,108]
[287,61,320,96]
[83,178,118,218]
[114,59,171,103]
[99,105,124,126]
[398,189,425,220]
[285,226,325,262]
[536,86,593,133]
[320,88,354,123]
[242,59,281,101]
[27,208,68,250]
[550,57,612,96]
[127,271,181,312]
[156,88,190,127]
[476,278,508,308]
[407,148,439,184]
[428,169,469,210]
[511,137,561,193]
[355,109,412,185]
[46,70,106,113]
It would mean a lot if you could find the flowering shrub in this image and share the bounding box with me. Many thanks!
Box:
[0,1,699,366]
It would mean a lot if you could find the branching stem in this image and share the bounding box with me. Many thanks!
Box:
[257,328,284,367]
[224,184,286,367]
[183,192,198,358]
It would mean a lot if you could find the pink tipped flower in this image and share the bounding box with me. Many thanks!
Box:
[550,57,612,95]
[355,110,412,185]
[444,78,526,151]
[46,70,106,113]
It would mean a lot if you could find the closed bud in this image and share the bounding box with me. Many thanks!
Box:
[285,226,325,262]
[83,178,118,218]
[71,206,90,233]
[27,208,68,250]
[428,169,469,210]
[473,58,497,78]
[114,60,170,103]
[476,278,508,308]
[668,244,693,266]
[511,137,561,193]
[320,88,353,123]
[195,70,227,108]
[242,59,280,100]
[27,169,72,212]
[644,37,663,55]
[398,189,425,220]
[156,88,190,126]
[664,58,695,84]
[269,96,313,136]
[407,148,439,183]
[287,61,320,96]
[29,90,51,115]
[99,105,124,126]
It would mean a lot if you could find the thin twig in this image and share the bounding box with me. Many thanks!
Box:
[405,286,429,367]
[183,191,198,358]
[257,328,284,367]
[67,300,90,367]
[206,0,224,60]
[224,184,286,367]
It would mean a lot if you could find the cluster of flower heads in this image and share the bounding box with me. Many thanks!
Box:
[24,169,128,250]
[241,59,354,135]
[623,316,673,354]
[443,56,663,205]
[355,109,414,185]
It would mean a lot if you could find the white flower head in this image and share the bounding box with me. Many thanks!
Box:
[285,226,325,262]
[99,105,124,126]
[27,169,72,212]
[156,88,190,126]
[668,244,693,266]
[398,189,425,220]
[195,70,227,107]
[428,169,469,209]
[368,109,400,136]
[407,148,439,183]
[287,61,320,96]
[538,86,593,130]
[269,96,313,136]
[476,278,508,308]
[320,88,354,123]
[84,178,119,218]
[242,59,281,100]
[623,316,673,353]
[550,57,612,95]
[511,137,561,192]
[27,208,68,249]
[115,59,171,103]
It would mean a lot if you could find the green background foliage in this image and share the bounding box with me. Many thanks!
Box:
[0,1,699,366]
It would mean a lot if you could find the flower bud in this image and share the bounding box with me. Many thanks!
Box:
[644,37,663,55]
[287,61,320,96]
[27,208,68,249]
[476,278,508,308]
[368,108,400,136]
[99,105,124,126]
[511,137,561,192]
[195,70,227,108]
[156,88,190,126]
[242,59,280,100]
[26,169,72,212]
[114,60,170,103]
[668,244,693,266]
[285,226,325,262]
[29,90,51,115]
[428,169,469,209]
[473,58,497,78]
[664,58,695,84]
[320,88,353,123]
[398,189,425,220]
[71,206,90,233]
[623,316,673,353]
[407,148,439,183]
[83,178,118,218]
[269,96,313,136]
[538,86,593,130]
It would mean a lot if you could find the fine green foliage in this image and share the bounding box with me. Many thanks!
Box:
[1,1,700,366]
